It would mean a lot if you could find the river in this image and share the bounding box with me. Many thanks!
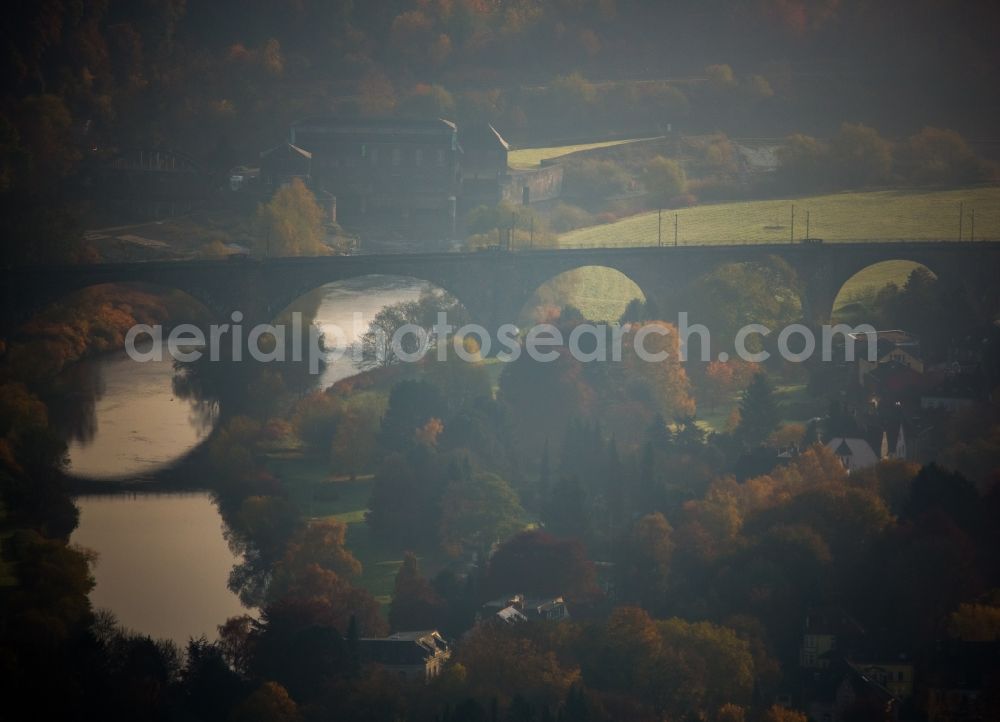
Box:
[67,275,427,644]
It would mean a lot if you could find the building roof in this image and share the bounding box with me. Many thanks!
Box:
[459,123,510,151]
[359,630,450,666]
[260,142,312,160]
[848,330,921,361]
[495,606,528,625]
[826,437,878,468]
[522,597,566,615]
[291,117,457,137]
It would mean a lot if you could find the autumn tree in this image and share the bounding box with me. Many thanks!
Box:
[454,624,581,710]
[398,83,456,118]
[618,512,675,613]
[256,178,328,257]
[761,705,807,722]
[625,321,696,419]
[643,156,687,203]
[736,373,779,447]
[329,397,381,480]
[378,380,447,453]
[830,122,892,188]
[440,471,524,559]
[486,530,599,601]
[389,552,446,631]
[898,127,984,185]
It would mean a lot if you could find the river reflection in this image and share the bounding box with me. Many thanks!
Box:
[72,492,246,645]
[52,351,217,479]
[65,275,428,643]
[305,275,431,388]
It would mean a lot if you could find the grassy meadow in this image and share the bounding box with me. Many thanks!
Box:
[271,455,415,605]
[558,187,1000,246]
[534,187,998,320]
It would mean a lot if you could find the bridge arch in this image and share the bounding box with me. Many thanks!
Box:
[518,265,647,324]
[831,259,936,323]
[268,273,476,383]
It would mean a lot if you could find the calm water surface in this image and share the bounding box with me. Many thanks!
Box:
[73,492,245,643]
[67,276,424,643]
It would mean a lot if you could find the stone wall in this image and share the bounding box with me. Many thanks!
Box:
[501,165,564,205]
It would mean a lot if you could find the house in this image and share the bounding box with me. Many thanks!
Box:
[492,606,529,626]
[264,117,563,238]
[259,142,313,190]
[479,594,570,624]
[920,372,982,411]
[849,330,923,385]
[800,608,866,669]
[863,360,927,406]
[521,597,571,621]
[358,630,451,683]
[289,117,461,230]
[804,658,900,722]
[848,655,915,702]
[228,165,260,191]
[458,123,510,208]
[826,437,879,473]
[87,147,212,219]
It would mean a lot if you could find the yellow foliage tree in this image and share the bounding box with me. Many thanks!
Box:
[625,321,696,419]
[256,178,328,257]
[948,601,1000,641]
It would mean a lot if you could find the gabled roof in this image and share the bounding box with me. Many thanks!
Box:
[496,606,528,624]
[826,438,878,468]
[459,123,510,151]
[260,142,312,160]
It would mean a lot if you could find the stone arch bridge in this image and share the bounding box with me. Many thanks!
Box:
[3,242,999,334]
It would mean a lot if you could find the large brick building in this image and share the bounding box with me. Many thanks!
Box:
[262,117,562,237]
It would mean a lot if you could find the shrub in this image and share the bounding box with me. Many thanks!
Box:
[546,203,594,233]
[563,158,632,199]
[642,155,686,202]
[897,127,986,185]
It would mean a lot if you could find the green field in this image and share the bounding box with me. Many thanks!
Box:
[537,188,998,320]
[270,456,421,605]
[559,187,1000,246]
[508,136,657,169]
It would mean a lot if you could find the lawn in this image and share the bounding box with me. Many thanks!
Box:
[507,136,658,169]
[270,454,448,606]
[558,187,1000,246]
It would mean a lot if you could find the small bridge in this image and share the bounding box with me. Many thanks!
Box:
[3,241,999,332]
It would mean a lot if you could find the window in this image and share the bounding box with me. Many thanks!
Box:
[392,148,401,166]
[370,147,379,165]
[436,149,445,167]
